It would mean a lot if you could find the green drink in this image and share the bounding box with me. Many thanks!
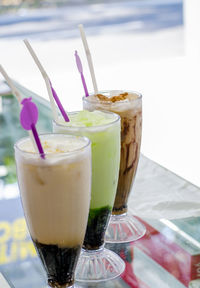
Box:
[53,110,125,282]
[53,110,120,248]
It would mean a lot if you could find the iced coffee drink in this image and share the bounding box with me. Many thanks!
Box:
[83,91,145,243]
[15,134,91,288]
[53,110,125,281]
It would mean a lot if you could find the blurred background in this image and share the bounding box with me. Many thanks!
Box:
[0,0,200,188]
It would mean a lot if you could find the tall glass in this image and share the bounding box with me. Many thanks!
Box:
[53,111,125,282]
[15,134,91,288]
[83,91,146,243]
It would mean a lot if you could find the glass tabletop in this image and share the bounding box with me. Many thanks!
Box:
[0,82,200,288]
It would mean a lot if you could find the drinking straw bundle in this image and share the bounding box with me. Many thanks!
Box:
[0,24,98,155]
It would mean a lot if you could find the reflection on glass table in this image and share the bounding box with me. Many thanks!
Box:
[0,272,14,288]
[0,82,200,288]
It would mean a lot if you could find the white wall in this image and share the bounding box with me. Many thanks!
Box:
[184,0,200,59]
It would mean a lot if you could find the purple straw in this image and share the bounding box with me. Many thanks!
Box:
[31,124,45,159]
[49,81,70,122]
[20,98,45,159]
[75,50,89,97]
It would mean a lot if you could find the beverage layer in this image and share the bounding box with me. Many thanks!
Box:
[34,240,80,287]
[54,110,120,210]
[15,135,91,248]
[113,106,142,214]
[83,92,142,215]
[83,205,111,250]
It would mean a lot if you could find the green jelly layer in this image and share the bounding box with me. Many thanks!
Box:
[83,206,112,250]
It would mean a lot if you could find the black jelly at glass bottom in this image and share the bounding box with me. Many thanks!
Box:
[83,205,112,250]
[33,240,80,287]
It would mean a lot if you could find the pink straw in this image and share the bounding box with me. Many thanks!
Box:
[20,98,45,159]
[49,81,70,122]
[75,50,89,97]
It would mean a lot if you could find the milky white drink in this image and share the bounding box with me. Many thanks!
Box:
[14,134,91,288]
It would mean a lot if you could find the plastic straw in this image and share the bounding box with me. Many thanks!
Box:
[75,50,89,97]
[78,24,98,94]
[20,98,45,159]
[23,39,58,121]
[0,65,40,154]
[0,65,22,103]
[49,81,69,122]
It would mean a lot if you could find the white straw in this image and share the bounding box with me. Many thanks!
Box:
[0,64,38,153]
[78,24,98,94]
[24,39,49,78]
[44,76,58,121]
[0,65,22,104]
[23,39,58,121]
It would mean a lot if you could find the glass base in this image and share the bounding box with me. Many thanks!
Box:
[75,247,125,282]
[105,213,146,243]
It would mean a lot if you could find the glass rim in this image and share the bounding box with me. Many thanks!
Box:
[14,133,91,158]
[82,90,142,105]
[53,110,121,130]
